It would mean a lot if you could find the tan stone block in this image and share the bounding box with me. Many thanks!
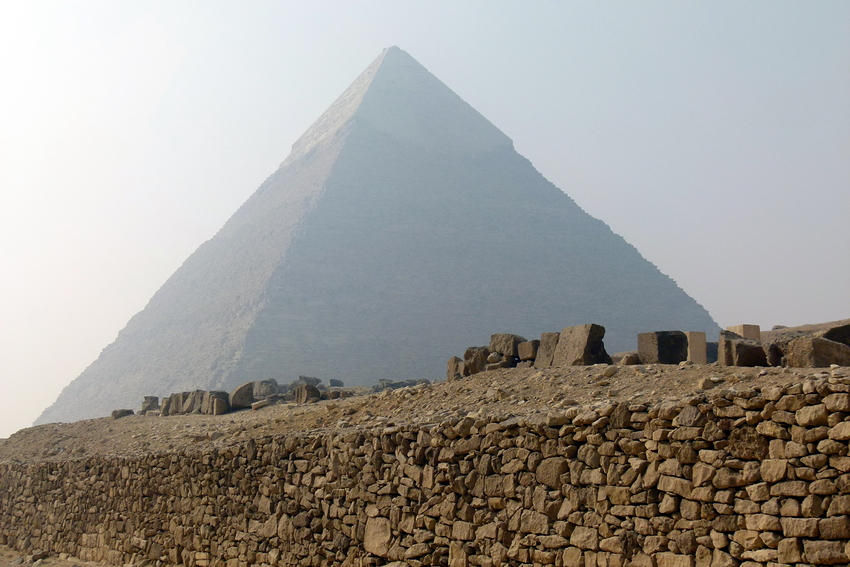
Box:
[570,526,599,551]
[777,538,802,564]
[827,494,850,516]
[652,553,692,567]
[795,404,829,427]
[685,332,707,365]
[364,517,392,558]
[829,421,850,440]
[818,516,850,539]
[745,514,781,531]
[769,480,808,497]
[803,540,849,566]
[727,324,761,341]
[658,475,693,498]
[780,517,819,537]
[760,459,788,483]
[823,392,850,411]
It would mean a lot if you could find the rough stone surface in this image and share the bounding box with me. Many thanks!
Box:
[534,333,560,369]
[552,324,613,366]
[786,337,850,368]
[637,331,688,364]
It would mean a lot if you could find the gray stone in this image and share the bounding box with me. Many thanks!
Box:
[111,409,133,419]
[328,378,344,387]
[229,382,254,410]
[294,383,321,404]
[446,356,464,381]
[252,379,279,397]
[489,333,526,358]
[534,333,560,369]
[552,324,612,366]
[463,346,490,376]
[140,396,159,412]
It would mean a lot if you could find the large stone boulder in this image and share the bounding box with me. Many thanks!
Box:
[719,330,767,367]
[517,340,539,361]
[447,356,464,381]
[463,346,490,376]
[489,333,527,358]
[140,396,159,412]
[534,333,561,369]
[637,331,688,364]
[229,382,255,410]
[294,383,321,404]
[785,337,850,367]
[552,324,612,366]
[202,391,230,415]
[297,375,322,387]
[252,379,279,397]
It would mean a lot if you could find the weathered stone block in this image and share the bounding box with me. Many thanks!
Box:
[552,324,612,366]
[489,333,527,358]
[229,382,254,409]
[638,331,688,364]
[685,332,707,364]
[364,517,391,557]
[447,356,464,381]
[727,324,761,341]
[463,346,490,375]
[803,540,848,565]
[517,340,539,361]
[785,336,850,367]
[534,332,560,369]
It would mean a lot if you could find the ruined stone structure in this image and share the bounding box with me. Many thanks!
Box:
[4,373,850,567]
[37,46,719,426]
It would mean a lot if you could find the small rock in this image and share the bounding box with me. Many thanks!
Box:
[111,409,134,420]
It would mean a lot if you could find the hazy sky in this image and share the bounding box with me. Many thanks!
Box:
[1,2,848,438]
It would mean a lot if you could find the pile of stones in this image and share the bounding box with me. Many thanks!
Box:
[112,376,351,419]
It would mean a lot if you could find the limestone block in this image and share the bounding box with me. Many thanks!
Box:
[517,340,539,361]
[803,540,848,565]
[463,346,490,375]
[447,356,464,381]
[489,333,527,358]
[293,383,321,404]
[785,336,850,367]
[534,332,560,369]
[819,516,850,539]
[823,393,850,412]
[364,517,391,557]
[796,404,829,426]
[229,382,254,409]
[685,332,707,364]
[570,526,599,551]
[780,517,819,537]
[140,396,159,412]
[552,324,613,366]
[727,324,761,341]
[718,330,766,367]
[536,457,567,489]
[638,331,688,365]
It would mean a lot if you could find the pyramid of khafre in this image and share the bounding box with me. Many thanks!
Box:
[36,47,719,425]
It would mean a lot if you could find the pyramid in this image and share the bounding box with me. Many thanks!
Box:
[36,47,719,425]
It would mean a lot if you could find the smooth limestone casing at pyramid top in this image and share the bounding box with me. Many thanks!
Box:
[36,47,719,425]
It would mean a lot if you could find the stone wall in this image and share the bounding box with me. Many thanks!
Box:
[2,372,850,567]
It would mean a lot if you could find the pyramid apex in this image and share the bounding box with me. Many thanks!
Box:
[286,47,511,163]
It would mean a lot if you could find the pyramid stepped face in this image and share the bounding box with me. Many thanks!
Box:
[37,47,719,425]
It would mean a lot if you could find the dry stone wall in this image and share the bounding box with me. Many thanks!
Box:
[2,372,850,567]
